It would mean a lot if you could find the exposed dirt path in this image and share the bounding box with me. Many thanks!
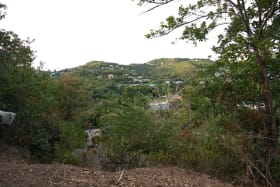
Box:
[0,146,236,187]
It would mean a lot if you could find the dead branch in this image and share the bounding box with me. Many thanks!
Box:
[116,170,125,185]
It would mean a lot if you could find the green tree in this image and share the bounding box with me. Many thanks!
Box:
[0,3,6,20]
[0,4,86,162]
[55,73,91,122]
[100,106,153,169]
[0,29,35,111]
[137,0,279,185]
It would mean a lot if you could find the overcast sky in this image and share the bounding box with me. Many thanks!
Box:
[1,0,217,70]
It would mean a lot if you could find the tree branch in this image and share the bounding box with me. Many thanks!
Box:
[259,0,279,36]
[139,0,175,14]
[224,0,238,9]
[168,15,210,33]
[140,4,162,14]
[144,0,174,5]
[151,12,229,38]
[241,0,252,35]
[116,170,125,185]
[233,0,251,36]
[256,0,262,30]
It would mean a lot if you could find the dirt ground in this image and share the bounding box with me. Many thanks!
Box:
[0,146,236,187]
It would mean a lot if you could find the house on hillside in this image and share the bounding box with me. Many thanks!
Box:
[175,80,183,84]
[108,74,114,79]
[149,102,170,110]
[149,83,156,87]
[172,94,182,101]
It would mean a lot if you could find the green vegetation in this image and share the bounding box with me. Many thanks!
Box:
[0,6,89,162]
[137,0,280,186]
[1,1,280,186]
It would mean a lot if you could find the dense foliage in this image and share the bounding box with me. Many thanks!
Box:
[136,0,280,185]
[0,4,89,162]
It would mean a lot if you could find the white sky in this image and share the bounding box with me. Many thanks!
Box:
[1,0,217,70]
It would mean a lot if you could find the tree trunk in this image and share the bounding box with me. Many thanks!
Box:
[255,52,278,166]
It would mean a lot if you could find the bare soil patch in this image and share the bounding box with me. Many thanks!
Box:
[0,145,236,187]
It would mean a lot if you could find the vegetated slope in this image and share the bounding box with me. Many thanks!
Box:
[62,58,212,83]
[131,58,210,79]
[0,145,235,187]
[53,58,212,102]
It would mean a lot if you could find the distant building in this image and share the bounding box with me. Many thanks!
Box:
[50,71,60,79]
[149,83,156,87]
[150,102,170,110]
[108,74,114,79]
[50,72,57,79]
[175,80,183,84]
[172,94,182,101]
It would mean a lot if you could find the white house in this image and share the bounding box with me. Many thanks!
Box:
[149,102,170,110]
[108,74,114,79]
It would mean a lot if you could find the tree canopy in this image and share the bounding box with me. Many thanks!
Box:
[0,3,89,162]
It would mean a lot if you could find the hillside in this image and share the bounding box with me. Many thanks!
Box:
[55,58,212,84]
[51,58,212,103]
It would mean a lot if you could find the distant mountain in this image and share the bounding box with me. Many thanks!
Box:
[51,58,213,106]
[59,58,213,84]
